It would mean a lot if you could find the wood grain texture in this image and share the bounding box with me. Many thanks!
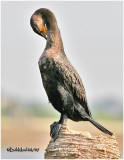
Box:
[45,124,120,159]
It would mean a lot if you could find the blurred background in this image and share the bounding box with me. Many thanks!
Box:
[1,1,123,159]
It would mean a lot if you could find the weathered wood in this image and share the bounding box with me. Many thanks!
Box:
[45,123,120,159]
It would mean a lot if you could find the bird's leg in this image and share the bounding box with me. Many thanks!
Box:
[50,114,67,141]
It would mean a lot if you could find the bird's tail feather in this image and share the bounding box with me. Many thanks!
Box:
[87,117,113,136]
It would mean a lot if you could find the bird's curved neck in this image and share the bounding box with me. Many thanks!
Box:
[40,9,64,52]
[45,27,64,52]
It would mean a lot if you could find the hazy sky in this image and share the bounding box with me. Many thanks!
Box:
[1,1,123,105]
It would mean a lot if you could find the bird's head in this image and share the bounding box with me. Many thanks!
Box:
[30,13,47,40]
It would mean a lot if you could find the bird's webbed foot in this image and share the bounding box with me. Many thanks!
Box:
[50,121,61,141]
[50,114,67,141]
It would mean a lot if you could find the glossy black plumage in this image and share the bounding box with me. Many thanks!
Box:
[39,53,91,121]
[30,8,113,141]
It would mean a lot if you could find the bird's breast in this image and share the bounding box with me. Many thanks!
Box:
[38,56,50,72]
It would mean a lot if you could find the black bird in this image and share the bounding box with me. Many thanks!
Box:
[30,8,113,141]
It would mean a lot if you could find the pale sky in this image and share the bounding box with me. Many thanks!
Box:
[1,1,123,106]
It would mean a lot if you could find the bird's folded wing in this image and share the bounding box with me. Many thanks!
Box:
[53,58,92,117]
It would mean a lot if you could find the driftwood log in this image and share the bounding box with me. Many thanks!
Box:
[45,123,120,159]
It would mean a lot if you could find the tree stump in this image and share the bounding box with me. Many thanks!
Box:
[45,123,120,159]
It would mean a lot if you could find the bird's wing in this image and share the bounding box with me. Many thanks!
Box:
[53,56,92,117]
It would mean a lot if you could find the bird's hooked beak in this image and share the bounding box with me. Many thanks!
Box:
[40,26,47,40]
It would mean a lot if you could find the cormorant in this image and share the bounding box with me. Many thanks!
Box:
[30,8,113,141]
